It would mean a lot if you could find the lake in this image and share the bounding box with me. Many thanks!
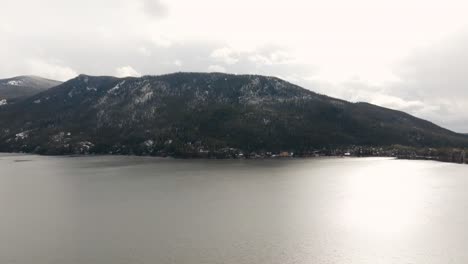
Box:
[1,154,468,264]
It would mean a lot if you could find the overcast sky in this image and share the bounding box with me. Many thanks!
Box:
[1,0,468,131]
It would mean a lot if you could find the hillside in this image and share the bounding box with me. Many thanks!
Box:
[0,72,467,156]
[0,75,62,104]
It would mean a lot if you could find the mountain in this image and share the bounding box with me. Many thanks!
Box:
[0,76,62,104]
[0,72,467,156]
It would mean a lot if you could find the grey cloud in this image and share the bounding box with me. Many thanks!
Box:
[1,0,468,132]
[140,0,168,18]
[4,23,468,132]
[296,31,468,132]
[0,30,313,83]
[291,30,468,133]
[392,33,468,101]
[2,21,468,132]
[385,31,468,132]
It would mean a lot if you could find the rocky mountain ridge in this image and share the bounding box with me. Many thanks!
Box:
[0,72,467,157]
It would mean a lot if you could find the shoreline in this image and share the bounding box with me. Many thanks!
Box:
[2,151,467,166]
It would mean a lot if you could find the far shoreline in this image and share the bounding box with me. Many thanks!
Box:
[3,151,467,166]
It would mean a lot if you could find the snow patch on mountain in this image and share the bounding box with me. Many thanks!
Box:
[6,80,23,86]
[15,131,29,140]
[108,81,126,94]
[134,84,153,104]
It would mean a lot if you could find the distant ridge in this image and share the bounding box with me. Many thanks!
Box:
[0,72,467,156]
[0,75,62,103]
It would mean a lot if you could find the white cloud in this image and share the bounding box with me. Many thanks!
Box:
[210,47,239,65]
[369,94,426,113]
[150,34,172,48]
[248,50,293,66]
[174,60,183,67]
[115,66,141,77]
[138,47,152,56]
[26,59,77,81]
[207,65,226,73]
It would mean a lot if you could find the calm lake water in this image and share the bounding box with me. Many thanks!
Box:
[1,154,468,264]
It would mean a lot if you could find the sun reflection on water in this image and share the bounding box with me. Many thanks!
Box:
[339,160,429,235]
